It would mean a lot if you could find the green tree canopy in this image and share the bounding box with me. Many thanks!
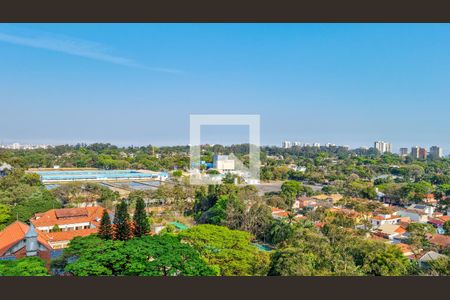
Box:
[280,180,302,208]
[179,224,270,276]
[62,235,216,276]
[113,201,131,241]
[0,257,49,276]
[0,204,12,230]
[444,221,450,236]
[361,246,411,276]
[99,209,113,240]
[133,196,150,237]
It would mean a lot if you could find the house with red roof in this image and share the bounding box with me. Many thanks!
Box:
[427,234,450,250]
[0,206,111,259]
[29,206,109,249]
[422,194,437,205]
[370,213,401,228]
[30,206,105,233]
[270,207,289,220]
[373,224,407,240]
[0,221,52,261]
[395,243,415,258]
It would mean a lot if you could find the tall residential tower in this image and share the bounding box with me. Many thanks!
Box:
[374,141,392,154]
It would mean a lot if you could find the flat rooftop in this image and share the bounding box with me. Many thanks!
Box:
[32,169,168,183]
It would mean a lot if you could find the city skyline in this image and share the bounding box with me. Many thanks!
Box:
[1,139,447,156]
[2,24,450,148]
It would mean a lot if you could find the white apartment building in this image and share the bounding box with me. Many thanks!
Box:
[282,141,292,148]
[374,141,392,154]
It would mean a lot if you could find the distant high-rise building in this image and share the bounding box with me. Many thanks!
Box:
[282,141,292,149]
[418,147,428,160]
[411,146,420,159]
[374,141,392,154]
[399,148,409,157]
[312,143,320,148]
[429,146,443,159]
[293,141,302,147]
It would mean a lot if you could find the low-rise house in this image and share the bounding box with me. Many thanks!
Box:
[430,215,450,224]
[30,206,105,233]
[311,194,343,204]
[271,207,289,220]
[407,204,435,216]
[41,228,98,249]
[428,217,446,230]
[294,197,319,210]
[396,209,429,224]
[1,206,112,255]
[0,221,52,261]
[422,194,437,205]
[373,224,407,240]
[370,213,401,228]
[395,243,415,258]
[399,217,412,227]
[418,251,448,269]
[427,234,450,251]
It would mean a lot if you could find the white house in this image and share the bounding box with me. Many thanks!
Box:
[374,224,407,240]
[370,213,401,228]
[396,209,429,224]
[407,204,435,216]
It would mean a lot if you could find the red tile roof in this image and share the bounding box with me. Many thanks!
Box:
[428,234,450,249]
[31,206,105,228]
[372,215,400,221]
[396,243,414,255]
[270,207,289,218]
[428,218,445,226]
[437,215,450,222]
[0,221,51,256]
[42,228,98,242]
[55,208,88,219]
[395,227,407,234]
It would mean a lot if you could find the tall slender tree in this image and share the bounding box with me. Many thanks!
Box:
[98,209,113,240]
[133,197,150,237]
[113,201,131,241]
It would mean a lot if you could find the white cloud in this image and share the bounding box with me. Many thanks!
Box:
[0,29,182,74]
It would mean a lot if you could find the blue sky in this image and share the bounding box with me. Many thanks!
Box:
[1,24,450,152]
